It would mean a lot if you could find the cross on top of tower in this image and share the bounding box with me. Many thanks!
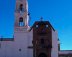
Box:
[40,17,43,21]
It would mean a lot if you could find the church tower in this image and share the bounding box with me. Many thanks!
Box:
[14,0,29,32]
[32,20,58,57]
[13,0,33,57]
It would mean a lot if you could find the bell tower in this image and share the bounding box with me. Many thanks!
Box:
[13,0,33,57]
[14,0,29,32]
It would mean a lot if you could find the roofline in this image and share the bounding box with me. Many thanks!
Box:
[29,21,55,31]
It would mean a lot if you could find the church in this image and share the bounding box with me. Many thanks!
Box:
[0,0,72,57]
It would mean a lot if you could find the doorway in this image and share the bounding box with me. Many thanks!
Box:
[38,53,47,57]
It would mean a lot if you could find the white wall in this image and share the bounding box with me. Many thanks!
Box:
[51,29,58,57]
[27,30,33,57]
[0,41,14,57]
[14,29,33,57]
[0,29,33,57]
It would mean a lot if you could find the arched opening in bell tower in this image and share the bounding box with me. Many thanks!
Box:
[19,4,23,11]
[19,17,24,27]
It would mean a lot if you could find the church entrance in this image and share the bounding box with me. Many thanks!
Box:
[38,53,47,57]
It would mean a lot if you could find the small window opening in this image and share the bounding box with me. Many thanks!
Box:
[19,17,24,26]
[19,49,21,51]
[46,25,48,27]
[36,25,38,28]
[19,4,23,11]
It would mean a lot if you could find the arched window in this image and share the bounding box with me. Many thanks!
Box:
[19,4,23,11]
[19,17,23,22]
[19,17,24,26]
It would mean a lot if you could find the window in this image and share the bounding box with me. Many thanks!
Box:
[19,4,23,11]
[19,17,24,26]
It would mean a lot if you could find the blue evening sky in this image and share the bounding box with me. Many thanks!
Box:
[0,0,72,50]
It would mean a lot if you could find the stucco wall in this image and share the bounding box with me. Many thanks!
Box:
[0,41,14,57]
[51,29,58,57]
[0,29,33,57]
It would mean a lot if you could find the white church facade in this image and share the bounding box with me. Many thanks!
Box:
[0,0,72,57]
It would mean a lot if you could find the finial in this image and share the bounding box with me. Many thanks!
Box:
[40,17,43,21]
